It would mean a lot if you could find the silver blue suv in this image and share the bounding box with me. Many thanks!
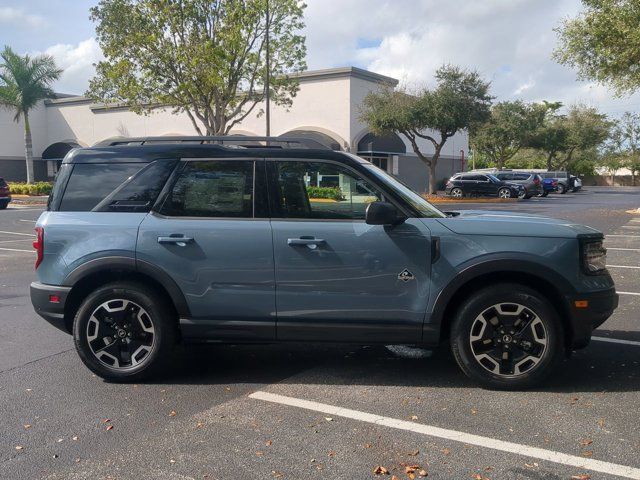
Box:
[30,137,618,389]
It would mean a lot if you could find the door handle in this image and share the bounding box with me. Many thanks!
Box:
[157,235,194,247]
[287,237,326,249]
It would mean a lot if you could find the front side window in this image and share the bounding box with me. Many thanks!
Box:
[272,161,383,220]
[160,160,254,218]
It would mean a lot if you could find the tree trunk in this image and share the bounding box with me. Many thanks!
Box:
[546,153,554,171]
[428,145,443,194]
[24,112,34,184]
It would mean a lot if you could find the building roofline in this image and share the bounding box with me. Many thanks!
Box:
[44,67,398,107]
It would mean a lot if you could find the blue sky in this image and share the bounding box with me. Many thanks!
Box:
[2,0,640,118]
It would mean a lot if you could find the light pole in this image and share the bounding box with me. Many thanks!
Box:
[265,0,271,140]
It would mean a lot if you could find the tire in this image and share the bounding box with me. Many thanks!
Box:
[498,188,511,199]
[450,187,463,198]
[73,281,177,382]
[450,283,563,390]
[540,191,549,197]
[558,183,567,194]
[518,189,527,199]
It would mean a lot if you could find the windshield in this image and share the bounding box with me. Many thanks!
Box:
[361,162,445,218]
[487,174,501,182]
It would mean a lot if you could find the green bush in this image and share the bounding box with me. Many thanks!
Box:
[8,181,52,196]
[306,186,344,201]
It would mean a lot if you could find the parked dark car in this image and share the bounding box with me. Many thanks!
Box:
[0,178,11,209]
[30,136,617,390]
[445,173,524,199]
[493,172,542,199]
[540,178,557,197]
[541,171,576,194]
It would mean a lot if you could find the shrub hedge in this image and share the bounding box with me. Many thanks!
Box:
[8,182,53,196]
[306,186,344,201]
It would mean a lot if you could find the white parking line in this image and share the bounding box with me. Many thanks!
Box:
[621,226,640,229]
[608,247,640,251]
[607,265,640,269]
[593,336,640,347]
[607,234,640,238]
[0,239,33,244]
[0,247,33,253]
[0,230,35,237]
[18,219,36,223]
[249,391,640,479]
[619,291,640,296]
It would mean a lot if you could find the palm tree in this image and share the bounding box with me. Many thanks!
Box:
[0,46,62,183]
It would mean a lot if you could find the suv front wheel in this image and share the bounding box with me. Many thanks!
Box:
[450,284,563,390]
[73,281,176,382]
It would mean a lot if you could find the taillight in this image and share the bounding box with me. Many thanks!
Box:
[533,178,540,185]
[33,227,43,269]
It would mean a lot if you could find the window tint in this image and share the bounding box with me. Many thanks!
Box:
[160,161,254,218]
[272,161,383,220]
[513,173,530,180]
[93,160,177,212]
[59,163,145,211]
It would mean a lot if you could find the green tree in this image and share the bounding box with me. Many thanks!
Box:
[0,46,62,183]
[360,65,492,194]
[609,112,640,185]
[89,0,306,135]
[554,0,640,95]
[528,104,611,170]
[471,101,545,169]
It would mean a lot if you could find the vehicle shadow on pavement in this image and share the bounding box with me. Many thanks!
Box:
[151,338,640,393]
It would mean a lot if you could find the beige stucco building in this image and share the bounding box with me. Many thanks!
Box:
[0,67,468,192]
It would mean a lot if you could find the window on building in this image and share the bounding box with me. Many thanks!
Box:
[159,160,254,218]
[272,161,384,220]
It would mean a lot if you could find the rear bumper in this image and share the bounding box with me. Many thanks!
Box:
[30,282,72,334]
[567,287,619,348]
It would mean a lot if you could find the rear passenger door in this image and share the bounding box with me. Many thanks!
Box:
[136,159,276,341]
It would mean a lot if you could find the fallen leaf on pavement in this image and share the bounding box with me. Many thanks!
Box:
[169,411,177,417]
[571,475,591,480]
[373,466,389,475]
[256,451,264,456]
[580,439,593,446]
[597,419,605,428]
[105,425,113,431]
[102,419,111,424]
[328,451,336,457]
[418,469,428,477]
[582,451,593,457]
[15,445,23,451]
[72,436,78,441]
[364,443,373,448]
[196,422,204,428]
[23,424,31,429]
[271,471,283,478]
[410,415,418,420]
[471,409,478,415]
[265,440,273,446]
[325,417,333,422]
[408,450,419,456]
[442,448,451,455]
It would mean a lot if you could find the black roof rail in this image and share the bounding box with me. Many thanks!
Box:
[96,135,331,150]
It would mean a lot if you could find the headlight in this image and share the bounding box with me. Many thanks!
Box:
[581,239,607,274]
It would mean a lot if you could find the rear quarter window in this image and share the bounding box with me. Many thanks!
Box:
[59,163,146,211]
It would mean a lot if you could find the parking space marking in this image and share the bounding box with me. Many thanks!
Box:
[607,234,640,238]
[18,219,36,223]
[0,230,35,237]
[619,291,640,296]
[607,265,640,269]
[0,246,33,253]
[608,247,640,251]
[249,391,640,479]
[593,336,640,347]
[0,239,33,244]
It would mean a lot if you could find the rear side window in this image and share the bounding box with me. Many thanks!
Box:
[59,163,145,211]
[159,160,254,218]
[513,173,530,180]
[93,160,177,212]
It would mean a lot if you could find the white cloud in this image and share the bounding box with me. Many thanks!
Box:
[40,38,103,95]
[0,7,46,28]
[303,0,640,119]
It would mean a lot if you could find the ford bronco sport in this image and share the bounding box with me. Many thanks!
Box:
[30,137,618,389]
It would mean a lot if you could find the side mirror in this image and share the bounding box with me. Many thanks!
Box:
[365,201,405,226]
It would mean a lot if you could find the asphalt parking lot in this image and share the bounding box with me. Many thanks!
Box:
[1,187,639,480]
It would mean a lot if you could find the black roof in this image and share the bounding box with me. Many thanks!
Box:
[62,136,367,168]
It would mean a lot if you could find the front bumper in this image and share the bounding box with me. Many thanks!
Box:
[567,287,618,348]
[30,282,72,334]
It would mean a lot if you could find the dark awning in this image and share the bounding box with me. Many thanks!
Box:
[357,132,406,155]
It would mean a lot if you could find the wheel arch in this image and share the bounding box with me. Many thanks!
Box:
[62,257,189,333]
[431,259,575,347]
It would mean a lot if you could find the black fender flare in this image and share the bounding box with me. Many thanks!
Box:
[430,255,576,327]
[63,256,190,318]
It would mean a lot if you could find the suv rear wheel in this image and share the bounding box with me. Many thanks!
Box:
[73,281,176,382]
[498,188,511,199]
[450,284,563,389]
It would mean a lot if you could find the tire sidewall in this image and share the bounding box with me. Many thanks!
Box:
[450,285,563,390]
[451,188,463,198]
[73,282,174,382]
